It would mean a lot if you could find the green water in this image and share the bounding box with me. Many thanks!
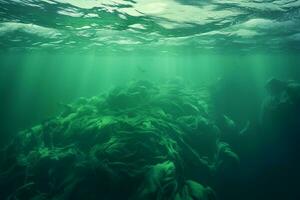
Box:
[1,1,300,200]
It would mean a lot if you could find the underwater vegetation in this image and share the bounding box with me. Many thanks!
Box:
[0,79,300,200]
[0,79,239,200]
[1,77,299,200]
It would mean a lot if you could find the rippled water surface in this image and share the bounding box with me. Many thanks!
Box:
[1,0,300,53]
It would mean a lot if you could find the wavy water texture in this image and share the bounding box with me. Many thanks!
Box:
[0,0,300,53]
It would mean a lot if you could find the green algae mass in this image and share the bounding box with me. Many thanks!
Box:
[0,80,239,200]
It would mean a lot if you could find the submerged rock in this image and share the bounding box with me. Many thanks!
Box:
[262,78,300,134]
[0,80,239,200]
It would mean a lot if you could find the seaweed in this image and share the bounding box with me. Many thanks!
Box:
[0,80,239,200]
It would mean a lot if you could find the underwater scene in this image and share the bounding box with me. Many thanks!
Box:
[1,0,300,200]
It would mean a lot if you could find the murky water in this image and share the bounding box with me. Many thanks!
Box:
[1,1,300,200]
